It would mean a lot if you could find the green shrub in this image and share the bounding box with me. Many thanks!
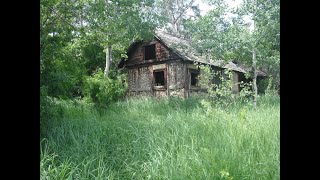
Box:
[197,64,252,108]
[40,86,64,138]
[83,69,127,108]
[264,76,279,97]
[257,77,268,94]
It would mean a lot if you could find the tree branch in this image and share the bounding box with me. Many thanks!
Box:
[173,0,195,24]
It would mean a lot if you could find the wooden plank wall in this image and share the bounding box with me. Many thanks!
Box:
[127,66,152,93]
[125,40,179,66]
[126,40,172,67]
[167,61,186,98]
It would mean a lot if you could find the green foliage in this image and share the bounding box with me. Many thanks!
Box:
[264,76,279,96]
[257,76,268,94]
[184,2,231,60]
[40,96,279,179]
[40,86,65,138]
[198,64,252,107]
[83,69,127,108]
[181,0,280,92]
[40,0,159,99]
[155,0,200,33]
[237,0,280,88]
[86,0,156,48]
[219,169,234,180]
[254,75,279,96]
[81,41,105,75]
[42,40,86,98]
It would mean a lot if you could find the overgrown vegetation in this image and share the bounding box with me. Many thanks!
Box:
[197,64,253,108]
[40,0,280,178]
[83,69,127,108]
[40,68,127,137]
[41,95,279,179]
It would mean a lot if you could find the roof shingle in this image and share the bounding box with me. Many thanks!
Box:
[154,30,266,76]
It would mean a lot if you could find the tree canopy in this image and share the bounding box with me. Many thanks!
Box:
[40,0,280,99]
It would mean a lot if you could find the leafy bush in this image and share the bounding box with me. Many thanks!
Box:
[264,76,279,97]
[257,77,268,94]
[83,69,127,108]
[197,64,252,108]
[40,86,64,138]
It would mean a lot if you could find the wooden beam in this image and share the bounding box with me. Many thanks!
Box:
[150,65,154,96]
[166,63,170,97]
[184,62,190,99]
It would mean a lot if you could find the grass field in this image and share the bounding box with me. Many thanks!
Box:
[40,95,280,179]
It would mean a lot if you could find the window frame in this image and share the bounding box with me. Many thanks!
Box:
[189,68,200,88]
[153,68,167,90]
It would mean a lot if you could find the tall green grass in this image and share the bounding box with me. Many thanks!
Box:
[40,95,280,179]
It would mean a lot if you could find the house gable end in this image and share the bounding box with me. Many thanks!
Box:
[123,38,182,68]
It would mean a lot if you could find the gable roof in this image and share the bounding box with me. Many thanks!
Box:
[119,30,266,76]
[154,30,266,76]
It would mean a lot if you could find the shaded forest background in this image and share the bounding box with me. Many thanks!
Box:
[40,0,279,99]
[40,1,280,179]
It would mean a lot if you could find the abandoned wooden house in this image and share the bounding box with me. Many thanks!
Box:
[118,31,266,98]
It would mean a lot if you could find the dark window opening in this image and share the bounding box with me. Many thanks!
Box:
[190,69,199,86]
[191,72,198,86]
[154,71,165,86]
[145,44,156,60]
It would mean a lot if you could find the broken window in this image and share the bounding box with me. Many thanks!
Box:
[190,69,199,86]
[144,44,156,60]
[154,70,165,86]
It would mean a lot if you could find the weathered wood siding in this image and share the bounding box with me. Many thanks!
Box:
[126,61,189,98]
[125,39,247,98]
[153,90,167,98]
[123,36,260,98]
[126,40,179,67]
[168,61,186,98]
[168,61,185,89]
[127,44,144,66]
[128,66,152,93]
[126,39,186,98]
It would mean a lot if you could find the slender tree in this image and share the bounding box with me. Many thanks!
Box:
[155,0,200,35]
[237,0,280,106]
[85,0,157,77]
[183,0,279,106]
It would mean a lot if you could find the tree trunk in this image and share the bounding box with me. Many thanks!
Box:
[252,1,258,108]
[104,45,112,77]
[80,5,83,28]
[252,49,257,108]
[172,22,178,34]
